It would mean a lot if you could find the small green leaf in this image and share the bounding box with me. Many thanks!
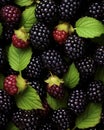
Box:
[14,0,33,6]
[46,91,68,110]
[20,6,37,32]
[95,66,104,84]
[75,103,102,129]
[0,23,3,36]
[63,63,80,89]
[15,85,43,110]
[0,74,5,89]
[6,122,19,130]
[8,44,32,71]
[75,16,104,38]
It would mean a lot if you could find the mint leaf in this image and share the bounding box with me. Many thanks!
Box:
[75,16,104,38]
[14,0,33,6]
[63,63,79,89]
[8,44,32,71]
[16,85,43,110]
[0,23,3,36]
[6,122,19,130]
[95,66,104,84]
[20,6,37,32]
[75,103,102,129]
[46,91,68,110]
[0,74,5,89]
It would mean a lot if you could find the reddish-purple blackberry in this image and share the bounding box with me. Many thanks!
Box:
[12,109,39,130]
[87,1,104,21]
[22,55,43,79]
[94,46,104,66]
[30,22,51,50]
[29,79,46,99]
[35,0,58,25]
[87,80,104,103]
[51,109,73,130]
[75,57,96,80]
[58,0,81,22]
[64,34,86,60]
[0,89,14,113]
[67,89,87,114]
[41,49,68,77]
[0,112,9,129]
[0,5,21,26]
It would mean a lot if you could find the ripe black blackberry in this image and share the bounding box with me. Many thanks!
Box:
[51,109,74,130]
[0,112,9,129]
[29,79,46,99]
[41,49,68,77]
[58,0,81,22]
[75,57,96,81]
[87,80,104,103]
[64,34,86,60]
[22,55,43,79]
[0,89,14,113]
[94,46,104,66]
[12,109,39,130]
[35,0,58,25]
[67,89,87,114]
[30,22,51,50]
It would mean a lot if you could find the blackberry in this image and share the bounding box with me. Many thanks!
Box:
[41,49,68,77]
[101,105,104,125]
[0,112,9,129]
[87,1,104,21]
[51,109,73,130]
[0,0,14,7]
[67,89,87,114]
[30,22,51,50]
[12,109,39,130]
[94,46,104,66]
[0,47,6,71]
[29,79,46,99]
[75,57,96,80]
[0,89,14,113]
[64,34,86,60]
[22,55,43,79]
[87,80,104,103]
[35,0,58,25]
[58,0,81,22]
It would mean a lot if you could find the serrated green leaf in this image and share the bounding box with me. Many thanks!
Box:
[20,6,37,32]
[0,74,5,89]
[75,16,104,38]
[75,103,102,129]
[95,66,104,84]
[6,122,19,130]
[46,91,68,110]
[0,23,3,36]
[15,85,43,110]
[14,0,33,6]
[63,63,80,89]
[8,44,32,71]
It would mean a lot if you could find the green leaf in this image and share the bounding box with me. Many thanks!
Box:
[75,16,104,38]
[95,66,104,84]
[6,122,19,130]
[14,0,33,6]
[20,6,37,32]
[75,103,102,129]
[0,74,5,89]
[15,85,43,110]
[8,44,32,71]
[0,23,3,36]
[63,63,80,89]
[46,91,69,110]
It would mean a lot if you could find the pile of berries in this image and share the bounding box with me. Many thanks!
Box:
[0,0,104,130]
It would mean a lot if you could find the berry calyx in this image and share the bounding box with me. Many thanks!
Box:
[53,22,74,44]
[45,73,64,99]
[12,27,30,48]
